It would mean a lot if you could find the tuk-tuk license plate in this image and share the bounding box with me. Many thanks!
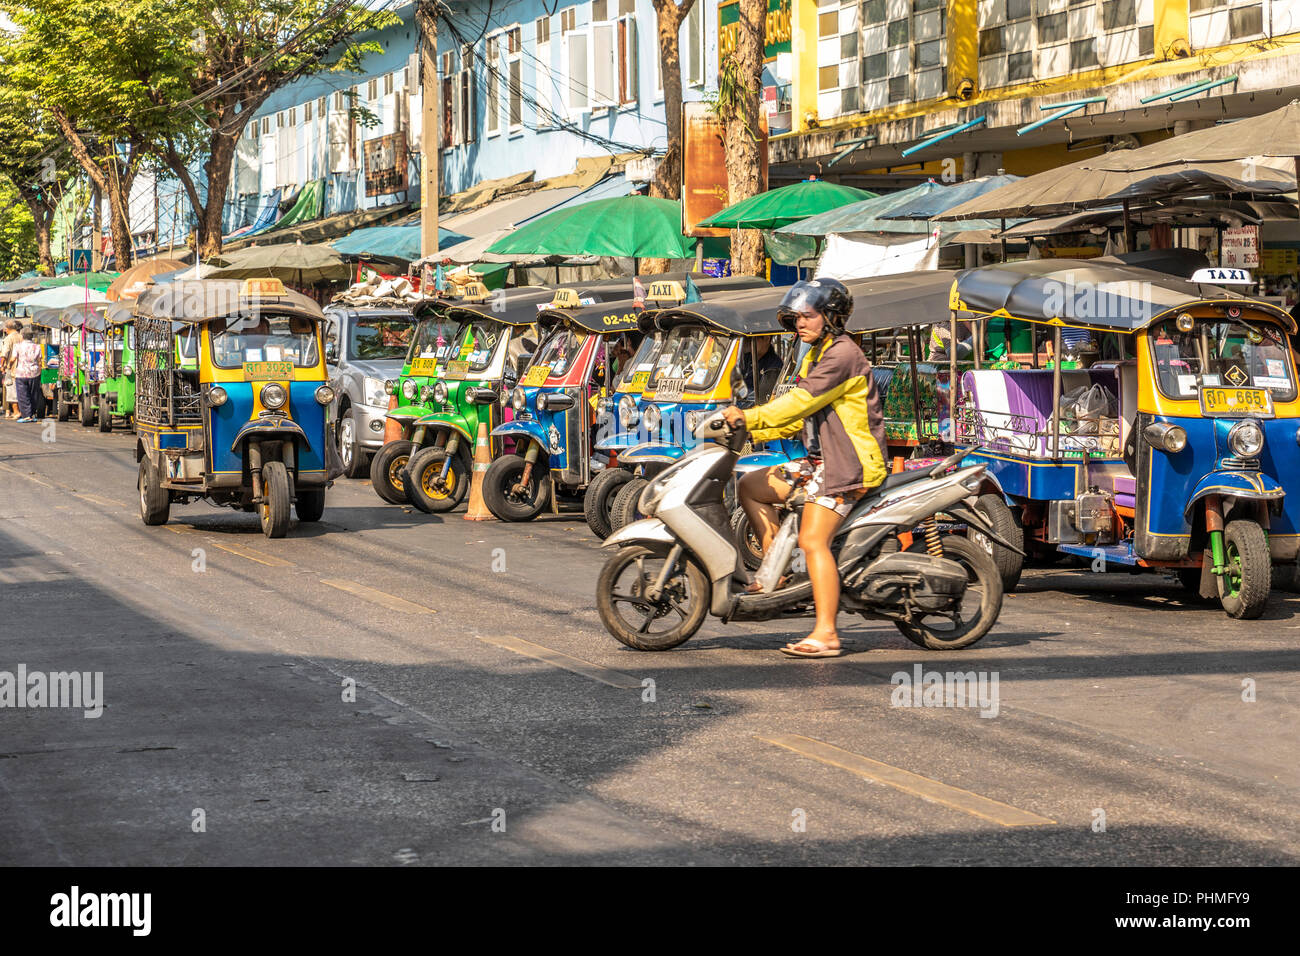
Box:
[521,364,551,387]
[655,377,686,401]
[444,359,470,380]
[243,361,294,381]
[410,357,438,375]
[1199,386,1274,418]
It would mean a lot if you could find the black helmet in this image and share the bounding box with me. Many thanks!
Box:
[777,278,853,334]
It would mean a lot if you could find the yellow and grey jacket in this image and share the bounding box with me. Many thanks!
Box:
[743,334,887,496]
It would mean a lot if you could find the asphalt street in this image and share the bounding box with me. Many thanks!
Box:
[1,417,1297,866]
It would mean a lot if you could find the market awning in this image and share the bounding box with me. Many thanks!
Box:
[223,202,412,252]
[1094,100,1300,171]
[332,223,470,263]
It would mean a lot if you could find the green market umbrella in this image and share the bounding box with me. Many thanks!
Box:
[699,180,877,230]
[485,196,697,259]
[39,271,120,292]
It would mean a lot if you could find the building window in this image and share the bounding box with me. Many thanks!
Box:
[1229,4,1263,38]
[1102,0,1136,29]
[1070,37,1098,68]
[537,17,554,125]
[334,92,345,110]
[486,35,501,133]
[566,16,589,112]
[980,26,1003,56]
[318,96,327,119]
[384,72,395,95]
[590,1,638,108]
[1037,12,1066,43]
[683,0,705,88]
[262,116,270,135]
[507,26,523,128]
[367,77,378,100]
[304,100,312,122]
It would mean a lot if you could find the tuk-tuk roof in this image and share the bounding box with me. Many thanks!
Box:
[843,271,959,333]
[652,286,792,335]
[582,273,770,298]
[535,296,646,334]
[133,279,327,324]
[58,303,108,331]
[27,307,63,329]
[106,301,136,326]
[442,286,556,326]
[951,260,1296,334]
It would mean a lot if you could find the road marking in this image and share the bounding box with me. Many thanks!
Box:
[475,634,642,689]
[757,733,1056,827]
[204,539,294,568]
[73,492,121,509]
[320,578,436,614]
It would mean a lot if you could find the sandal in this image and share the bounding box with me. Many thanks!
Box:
[780,638,843,659]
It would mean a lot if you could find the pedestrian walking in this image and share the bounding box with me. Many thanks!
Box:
[12,325,44,423]
[0,319,22,419]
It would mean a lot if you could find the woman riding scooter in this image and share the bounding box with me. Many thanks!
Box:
[722,278,888,659]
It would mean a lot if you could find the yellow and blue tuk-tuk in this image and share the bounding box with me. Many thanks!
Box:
[132,278,341,538]
[951,261,1300,618]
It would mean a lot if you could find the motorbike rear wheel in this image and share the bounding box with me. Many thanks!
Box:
[597,545,710,651]
[891,535,1003,650]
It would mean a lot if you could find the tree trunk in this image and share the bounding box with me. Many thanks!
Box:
[725,0,765,276]
[48,108,137,269]
[20,191,56,275]
[642,0,696,277]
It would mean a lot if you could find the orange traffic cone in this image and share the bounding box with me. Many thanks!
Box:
[464,419,495,521]
[382,393,402,443]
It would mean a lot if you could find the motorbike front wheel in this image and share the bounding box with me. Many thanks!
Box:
[597,545,710,651]
[891,535,1004,650]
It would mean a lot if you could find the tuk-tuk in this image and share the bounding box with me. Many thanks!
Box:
[132,278,341,538]
[378,285,545,512]
[55,303,108,426]
[480,290,645,521]
[950,261,1300,618]
[98,300,137,432]
[369,285,544,508]
[605,285,796,534]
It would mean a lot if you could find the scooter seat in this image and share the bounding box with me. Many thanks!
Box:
[877,468,934,493]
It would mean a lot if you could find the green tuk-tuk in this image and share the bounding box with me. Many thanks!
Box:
[98,300,137,432]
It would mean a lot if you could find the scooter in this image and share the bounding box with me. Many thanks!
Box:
[596,410,1022,651]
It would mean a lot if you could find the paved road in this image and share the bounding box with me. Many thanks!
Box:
[1,417,1297,865]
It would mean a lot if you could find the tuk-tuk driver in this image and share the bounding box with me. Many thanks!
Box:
[721,278,888,659]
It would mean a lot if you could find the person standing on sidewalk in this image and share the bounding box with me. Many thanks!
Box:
[11,325,44,423]
[0,320,21,419]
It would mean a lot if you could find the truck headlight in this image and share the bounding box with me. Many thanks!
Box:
[364,376,388,406]
[618,394,639,427]
[402,379,417,401]
[260,382,287,410]
[433,381,448,404]
[1228,419,1264,458]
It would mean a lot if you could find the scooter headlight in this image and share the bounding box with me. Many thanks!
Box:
[260,382,288,410]
[643,404,662,436]
[402,379,417,401]
[207,385,228,407]
[618,394,639,427]
[511,387,525,412]
[1228,419,1264,458]
[433,381,448,404]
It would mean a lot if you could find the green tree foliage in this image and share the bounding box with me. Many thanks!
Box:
[0,178,38,278]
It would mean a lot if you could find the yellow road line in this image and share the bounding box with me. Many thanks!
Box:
[73,492,121,508]
[758,733,1056,827]
[203,539,294,568]
[320,578,436,614]
[475,634,642,689]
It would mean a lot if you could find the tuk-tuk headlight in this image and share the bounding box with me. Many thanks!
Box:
[314,385,335,406]
[420,385,433,403]
[1143,421,1186,453]
[643,404,662,436]
[207,386,228,407]
[260,382,288,410]
[401,379,417,401]
[685,410,704,434]
[511,387,525,412]
[384,379,397,396]
[1228,419,1264,458]
[122,365,133,377]
[618,394,639,427]
[433,381,448,404]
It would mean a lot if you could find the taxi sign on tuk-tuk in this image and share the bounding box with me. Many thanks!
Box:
[548,288,583,310]
[243,361,294,381]
[647,281,686,302]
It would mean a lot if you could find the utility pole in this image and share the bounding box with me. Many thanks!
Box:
[91,184,103,271]
[416,0,439,274]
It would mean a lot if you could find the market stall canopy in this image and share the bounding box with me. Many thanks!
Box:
[0,277,46,294]
[133,279,326,324]
[222,202,412,253]
[38,272,119,292]
[997,199,1297,239]
[1093,100,1300,170]
[14,285,109,313]
[106,259,188,301]
[331,223,470,264]
[842,272,960,332]
[878,174,1023,220]
[951,260,1295,333]
[699,180,876,231]
[202,241,352,284]
[485,196,697,260]
[936,153,1294,222]
[776,179,1017,238]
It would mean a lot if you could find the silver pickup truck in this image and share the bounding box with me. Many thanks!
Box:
[323,304,417,478]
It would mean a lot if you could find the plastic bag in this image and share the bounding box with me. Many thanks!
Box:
[1061,384,1116,435]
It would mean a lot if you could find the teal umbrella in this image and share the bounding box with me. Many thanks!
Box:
[698,180,877,230]
[485,196,697,259]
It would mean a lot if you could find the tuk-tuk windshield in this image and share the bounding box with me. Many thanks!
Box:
[531,326,590,379]
[453,319,505,374]
[406,315,462,365]
[649,326,728,393]
[209,314,320,369]
[174,324,199,365]
[1150,317,1296,402]
[350,314,415,360]
[616,332,660,390]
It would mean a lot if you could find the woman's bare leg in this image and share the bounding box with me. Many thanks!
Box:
[791,501,846,650]
[739,466,792,553]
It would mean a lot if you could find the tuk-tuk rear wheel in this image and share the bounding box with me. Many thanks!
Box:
[259,460,291,538]
[966,494,1024,591]
[78,395,94,427]
[98,402,113,432]
[369,439,415,505]
[296,488,325,523]
[138,457,170,526]
[608,477,649,535]
[1216,520,1270,620]
[56,393,69,422]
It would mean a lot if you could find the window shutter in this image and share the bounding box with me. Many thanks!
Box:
[463,70,476,142]
[592,22,615,106]
[619,19,637,104]
[442,74,454,147]
[568,34,589,111]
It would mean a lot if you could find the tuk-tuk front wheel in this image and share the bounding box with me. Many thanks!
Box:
[78,395,94,427]
[369,439,415,505]
[1216,520,1271,620]
[98,401,113,433]
[483,453,550,521]
[138,458,170,526]
[56,392,69,422]
[259,460,291,538]
[404,446,470,513]
[608,477,649,535]
[583,467,632,539]
[296,488,325,523]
